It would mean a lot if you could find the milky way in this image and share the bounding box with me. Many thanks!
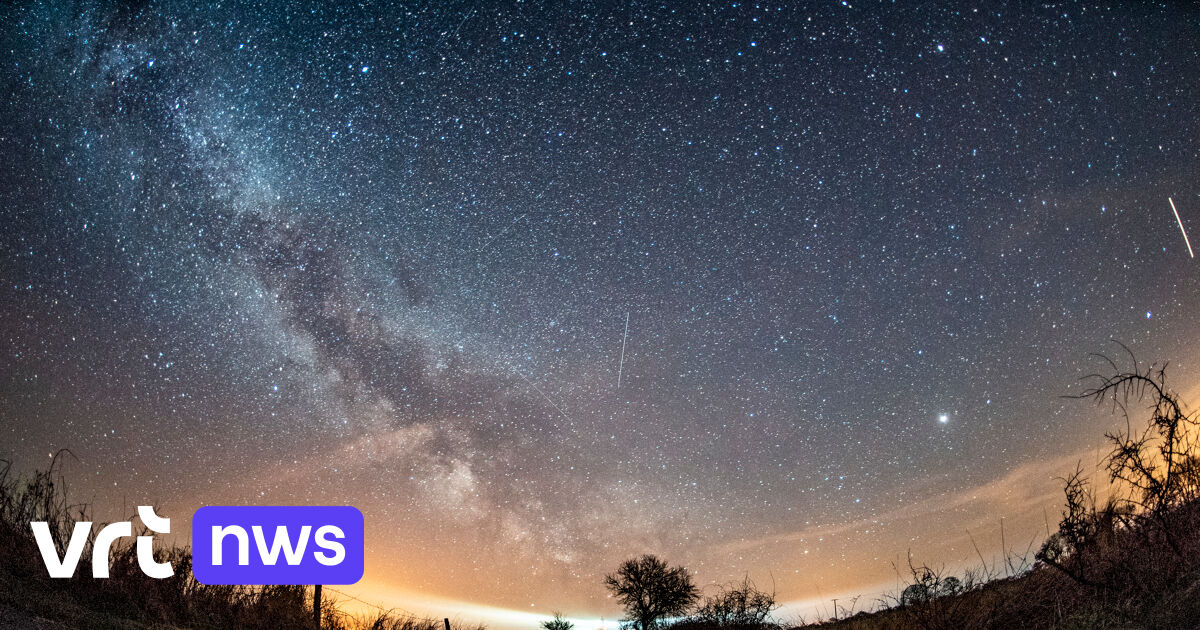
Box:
[2,1,1199,622]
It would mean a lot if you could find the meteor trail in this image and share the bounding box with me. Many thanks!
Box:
[1169,197,1194,258]
[617,312,629,389]
[515,370,570,420]
[476,214,524,254]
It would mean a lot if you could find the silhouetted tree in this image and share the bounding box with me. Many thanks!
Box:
[1036,346,1200,619]
[1075,347,1199,514]
[694,576,777,627]
[899,583,927,607]
[541,612,574,630]
[604,555,699,630]
[899,569,960,606]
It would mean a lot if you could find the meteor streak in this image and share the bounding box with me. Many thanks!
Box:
[617,312,629,389]
[1169,197,1194,258]
[515,370,570,421]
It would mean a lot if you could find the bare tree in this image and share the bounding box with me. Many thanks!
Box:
[1036,346,1200,619]
[694,576,777,627]
[1073,345,1199,515]
[604,555,700,630]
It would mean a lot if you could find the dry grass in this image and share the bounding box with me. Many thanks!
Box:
[0,452,481,630]
[783,355,1200,630]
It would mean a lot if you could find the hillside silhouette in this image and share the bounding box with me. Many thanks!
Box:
[787,352,1200,629]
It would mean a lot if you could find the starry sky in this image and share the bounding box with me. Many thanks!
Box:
[2,1,1199,624]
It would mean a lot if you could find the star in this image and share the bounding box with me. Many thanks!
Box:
[0,2,1195,626]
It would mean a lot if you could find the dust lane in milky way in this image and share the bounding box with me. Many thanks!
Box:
[1,1,1199,622]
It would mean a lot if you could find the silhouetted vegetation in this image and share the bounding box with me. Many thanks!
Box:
[541,612,575,630]
[7,349,1200,629]
[792,350,1200,629]
[1032,350,1200,625]
[0,451,485,630]
[694,576,778,628]
[602,560,781,630]
[605,555,701,630]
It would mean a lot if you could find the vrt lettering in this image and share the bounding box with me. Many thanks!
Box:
[31,505,174,579]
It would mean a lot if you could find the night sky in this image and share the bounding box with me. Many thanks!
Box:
[2,1,1199,624]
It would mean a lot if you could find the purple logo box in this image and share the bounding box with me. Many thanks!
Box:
[192,506,364,585]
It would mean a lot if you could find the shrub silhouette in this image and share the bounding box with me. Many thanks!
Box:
[1033,348,1200,623]
[693,576,777,627]
[604,554,700,630]
[794,350,1200,629]
[899,572,961,607]
[541,612,575,630]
